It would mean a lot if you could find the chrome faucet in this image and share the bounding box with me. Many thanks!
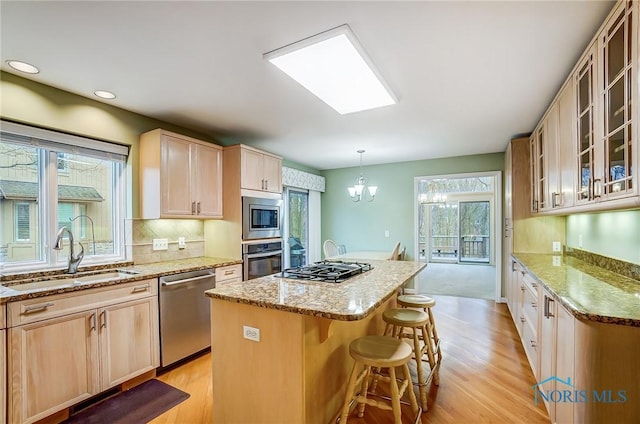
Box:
[54,226,84,274]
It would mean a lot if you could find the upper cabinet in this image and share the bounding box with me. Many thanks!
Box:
[531,0,639,214]
[598,2,635,200]
[140,129,223,219]
[232,145,282,194]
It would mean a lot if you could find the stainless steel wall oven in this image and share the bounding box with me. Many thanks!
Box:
[243,240,283,280]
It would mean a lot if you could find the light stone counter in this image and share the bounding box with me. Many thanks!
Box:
[0,257,241,303]
[513,253,640,327]
[205,259,426,321]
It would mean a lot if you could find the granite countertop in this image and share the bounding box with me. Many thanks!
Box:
[512,253,640,327]
[205,259,426,321]
[0,257,242,304]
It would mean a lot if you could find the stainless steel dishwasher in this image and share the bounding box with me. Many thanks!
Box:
[159,268,215,367]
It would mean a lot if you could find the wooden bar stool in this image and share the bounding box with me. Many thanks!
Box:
[381,308,434,410]
[339,335,422,424]
[397,294,442,385]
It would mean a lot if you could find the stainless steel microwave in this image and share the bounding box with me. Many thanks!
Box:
[242,196,283,240]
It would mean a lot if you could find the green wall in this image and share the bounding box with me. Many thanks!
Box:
[566,210,640,264]
[321,153,505,259]
[0,72,319,218]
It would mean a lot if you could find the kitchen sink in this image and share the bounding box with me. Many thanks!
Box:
[5,270,139,292]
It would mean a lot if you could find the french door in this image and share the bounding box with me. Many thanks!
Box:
[284,188,309,268]
[427,200,490,264]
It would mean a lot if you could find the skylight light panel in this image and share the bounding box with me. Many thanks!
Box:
[264,25,396,115]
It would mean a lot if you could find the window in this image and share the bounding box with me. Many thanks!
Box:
[0,121,128,270]
[15,202,31,241]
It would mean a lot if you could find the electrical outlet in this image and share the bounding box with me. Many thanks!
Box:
[152,238,169,251]
[552,241,561,252]
[578,234,583,248]
[243,325,260,342]
[384,230,390,238]
[178,237,186,249]
[552,256,561,266]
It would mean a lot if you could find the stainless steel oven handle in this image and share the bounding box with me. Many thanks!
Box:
[244,250,283,259]
[161,273,215,286]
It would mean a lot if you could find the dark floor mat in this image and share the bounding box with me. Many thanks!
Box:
[63,379,190,424]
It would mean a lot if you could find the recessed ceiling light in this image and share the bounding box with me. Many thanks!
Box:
[94,90,116,99]
[6,60,39,74]
[264,24,396,115]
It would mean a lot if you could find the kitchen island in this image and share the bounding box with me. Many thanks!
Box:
[205,259,426,424]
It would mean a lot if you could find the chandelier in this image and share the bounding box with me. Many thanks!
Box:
[419,180,447,205]
[348,150,377,202]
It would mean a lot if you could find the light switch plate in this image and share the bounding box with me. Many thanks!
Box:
[552,241,561,252]
[152,238,169,251]
[178,237,186,249]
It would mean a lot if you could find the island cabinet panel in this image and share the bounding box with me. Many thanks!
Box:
[1,327,6,424]
[210,296,393,424]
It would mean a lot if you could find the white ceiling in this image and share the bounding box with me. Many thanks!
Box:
[0,1,615,170]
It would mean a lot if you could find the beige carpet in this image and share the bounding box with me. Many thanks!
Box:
[416,262,496,300]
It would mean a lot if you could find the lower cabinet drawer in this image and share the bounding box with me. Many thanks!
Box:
[216,264,242,284]
[522,286,539,332]
[8,279,158,327]
[522,318,538,377]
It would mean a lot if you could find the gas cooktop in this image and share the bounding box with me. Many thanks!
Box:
[279,260,373,283]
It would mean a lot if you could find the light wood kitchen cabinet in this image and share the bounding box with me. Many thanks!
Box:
[215,264,242,285]
[238,145,282,194]
[530,1,639,214]
[538,287,576,424]
[140,129,223,219]
[554,300,575,424]
[520,272,540,378]
[7,279,159,424]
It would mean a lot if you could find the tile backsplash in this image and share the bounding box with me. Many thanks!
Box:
[127,219,204,264]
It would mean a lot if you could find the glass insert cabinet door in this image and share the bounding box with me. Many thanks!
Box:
[600,2,634,197]
[576,45,596,203]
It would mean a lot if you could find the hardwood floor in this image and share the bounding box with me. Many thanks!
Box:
[151,296,550,423]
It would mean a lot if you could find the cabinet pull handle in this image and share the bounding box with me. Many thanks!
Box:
[24,302,54,313]
[520,316,526,323]
[133,284,150,293]
[544,295,555,318]
[531,281,538,288]
[90,312,97,331]
[593,178,602,198]
[100,310,107,329]
[551,192,561,208]
[191,201,196,214]
[530,340,537,348]
[265,179,268,190]
[520,285,525,292]
[224,270,234,275]
[511,261,516,272]
[531,302,537,309]
[197,201,201,214]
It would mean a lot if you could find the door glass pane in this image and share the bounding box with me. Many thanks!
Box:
[579,113,591,153]
[578,67,590,113]
[0,142,41,263]
[579,153,591,200]
[607,77,625,132]
[57,152,114,258]
[287,190,308,268]
[429,204,458,263]
[607,23,625,84]
[608,128,626,193]
[459,201,490,263]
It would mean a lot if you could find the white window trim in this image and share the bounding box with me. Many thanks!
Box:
[1,121,128,273]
